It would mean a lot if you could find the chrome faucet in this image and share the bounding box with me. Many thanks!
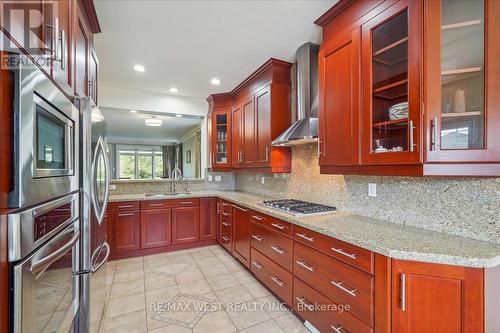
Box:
[170,167,182,194]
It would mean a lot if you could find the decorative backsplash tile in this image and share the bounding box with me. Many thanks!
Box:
[235,144,500,244]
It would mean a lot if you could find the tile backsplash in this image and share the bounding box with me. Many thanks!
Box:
[235,144,500,244]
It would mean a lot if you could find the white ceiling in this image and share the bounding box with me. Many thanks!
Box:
[102,107,202,145]
[94,0,337,99]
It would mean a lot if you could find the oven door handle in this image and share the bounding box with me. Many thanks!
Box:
[91,241,110,273]
[30,229,80,276]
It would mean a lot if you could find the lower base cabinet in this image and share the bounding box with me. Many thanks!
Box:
[392,259,484,333]
[141,209,172,249]
[110,210,140,253]
[232,204,250,267]
[172,206,200,244]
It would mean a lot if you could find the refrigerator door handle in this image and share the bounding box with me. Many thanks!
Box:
[91,136,110,225]
[91,241,110,273]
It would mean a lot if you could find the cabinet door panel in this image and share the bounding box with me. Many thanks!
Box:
[392,260,484,333]
[51,0,73,96]
[242,97,255,166]
[254,85,271,166]
[232,206,250,267]
[361,0,422,165]
[200,198,217,241]
[140,209,171,249]
[74,7,89,98]
[172,206,200,244]
[231,105,242,167]
[319,27,361,166]
[112,211,140,253]
[212,110,232,168]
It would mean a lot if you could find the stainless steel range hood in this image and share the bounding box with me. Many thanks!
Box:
[272,42,319,146]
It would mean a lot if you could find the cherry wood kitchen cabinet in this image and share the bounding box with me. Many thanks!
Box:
[208,94,233,170]
[318,26,361,167]
[316,0,500,176]
[140,209,172,249]
[207,58,292,172]
[110,210,141,253]
[392,259,484,333]
[172,206,200,245]
[423,0,500,175]
[199,197,217,241]
[232,204,250,267]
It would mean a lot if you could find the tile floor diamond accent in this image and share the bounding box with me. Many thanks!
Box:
[103,245,306,333]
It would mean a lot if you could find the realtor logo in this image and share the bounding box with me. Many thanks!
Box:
[1,1,55,66]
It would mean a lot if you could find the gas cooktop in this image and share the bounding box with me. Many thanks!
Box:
[262,199,337,216]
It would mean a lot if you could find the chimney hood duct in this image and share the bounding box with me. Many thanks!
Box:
[272,42,319,146]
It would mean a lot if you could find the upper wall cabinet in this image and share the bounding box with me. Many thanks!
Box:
[316,0,500,176]
[0,0,101,102]
[208,59,292,173]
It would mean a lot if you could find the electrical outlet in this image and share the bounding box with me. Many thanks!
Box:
[215,175,222,182]
[109,184,116,190]
[368,183,377,197]
[208,175,213,182]
[261,176,265,185]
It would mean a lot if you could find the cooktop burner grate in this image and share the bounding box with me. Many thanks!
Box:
[262,199,337,216]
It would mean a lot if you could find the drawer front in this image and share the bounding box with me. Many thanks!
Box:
[169,198,200,207]
[293,277,372,333]
[250,222,292,271]
[108,201,140,212]
[249,211,292,237]
[250,248,293,305]
[220,223,232,252]
[293,225,374,274]
[294,242,373,326]
[141,200,172,210]
[220,200,232,215]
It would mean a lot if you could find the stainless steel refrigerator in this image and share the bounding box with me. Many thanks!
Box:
[76,98,111,333]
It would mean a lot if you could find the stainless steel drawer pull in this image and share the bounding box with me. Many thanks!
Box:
[296,260,315,272]
[149,203,164,207]
[117,213,134,217]
[400,273,406,311]
[222,212,230,216]
[118,205,135,209]
[252,235,263,242]
[232,204,248,212]
[271,276,285,287]
[251,215,264,221]
[330,325,344,333]
[221,202,229,207]
[331,247,357,260]
[180,201,193,205]
[271,246,285,255]
[271,223,286,230]
[296,297,314,311]
[221,236,230,242]
[222,222,231,227]
[330,280,357,297]
[296,233,314,242]
[252,261,263,270]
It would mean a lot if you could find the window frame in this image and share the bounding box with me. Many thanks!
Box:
[116,144,164,180]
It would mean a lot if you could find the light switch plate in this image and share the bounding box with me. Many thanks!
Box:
[208,175,213,182]
[368,183,377,197]
[215,175,222,182]
[109,184,116,190]
[261,176,265,185]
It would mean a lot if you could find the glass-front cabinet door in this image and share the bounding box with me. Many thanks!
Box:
[426,0,499,163]
[212,110,232,168]
[361,0,422,165]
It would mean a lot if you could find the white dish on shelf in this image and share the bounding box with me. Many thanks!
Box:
[388,102,409,120]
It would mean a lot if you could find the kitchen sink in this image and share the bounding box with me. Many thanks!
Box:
[144,193,189,197]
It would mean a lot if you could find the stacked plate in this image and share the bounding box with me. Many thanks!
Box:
[388,102,409,120]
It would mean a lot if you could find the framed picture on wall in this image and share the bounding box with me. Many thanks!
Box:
[186,150,191,164]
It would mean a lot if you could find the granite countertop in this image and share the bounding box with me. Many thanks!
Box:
[109,191,500,268]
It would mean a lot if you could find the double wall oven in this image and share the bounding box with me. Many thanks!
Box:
[3,52,82,333]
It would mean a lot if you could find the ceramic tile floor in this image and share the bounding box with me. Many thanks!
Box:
[100,245,310,333]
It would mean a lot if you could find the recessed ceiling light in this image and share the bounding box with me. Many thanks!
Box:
[210,78,220,85]
[145,117,162,127]
[169,87,178,93]
[130,110,138,113]
[175,114,183,117]
[133,65,145,72]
